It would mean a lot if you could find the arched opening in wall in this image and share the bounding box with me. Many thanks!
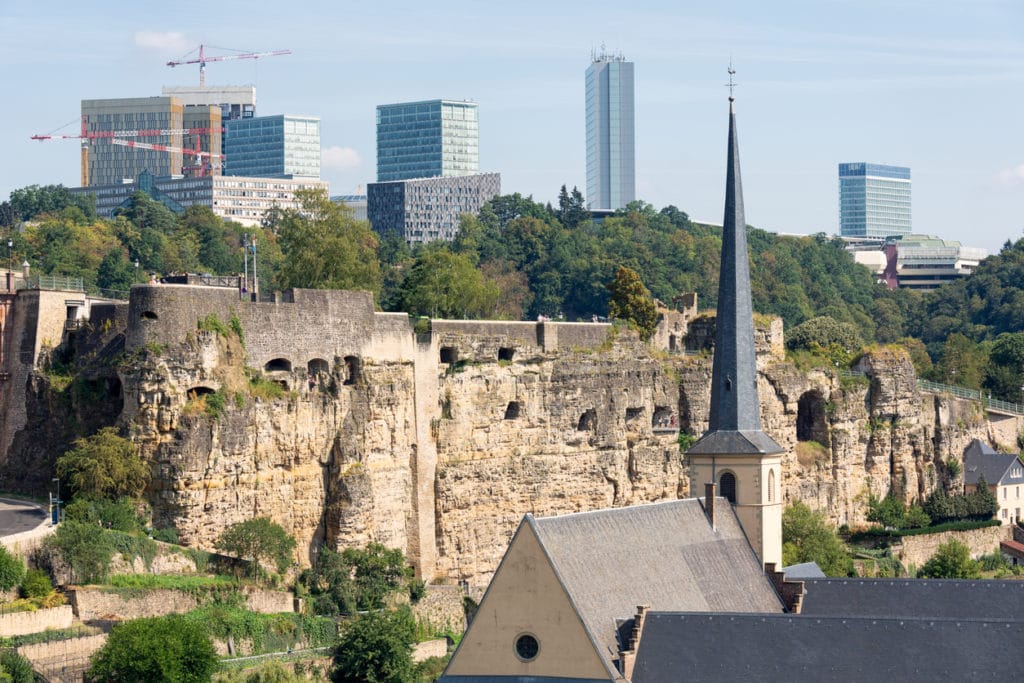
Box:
[768,469,776,503]
[669,334,678,352]
[625,407,643,429]
[652,406,676,430]
[307,358,329,376]
[264,358,292,373]
[187,386,215,400]
[577,409,597,432]
[720,471,737,504]
[141,311,158,320]
[504,401,521,420]
[440,347,458,364]
[498,347,515,362]
[105,376,123,401]
[796,391,829,444]
[343,356,361,386]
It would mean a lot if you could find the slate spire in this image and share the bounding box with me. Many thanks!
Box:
[688,94,783,456]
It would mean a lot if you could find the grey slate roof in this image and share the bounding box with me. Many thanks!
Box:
[800,578,1024,620]
[530,498,784,668]
[963,438,1024,486]
[780,562,826,579]
[687,100,782,456]
[631,612,1024,682]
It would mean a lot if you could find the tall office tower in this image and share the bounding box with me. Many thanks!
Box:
[80,97,184,186]
[163,85,256,171]
[376,100,478,182]
[224,115,321,178]
[838,163,911,238]
[181,106,222,177]
[585,50,635,210]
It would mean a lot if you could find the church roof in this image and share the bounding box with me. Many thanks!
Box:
[630,612,1024,682]
[531,497,784,667]
[687,96,782,456]
[800,578,1024,620]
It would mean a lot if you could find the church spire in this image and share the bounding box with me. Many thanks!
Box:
[688,82,783,456]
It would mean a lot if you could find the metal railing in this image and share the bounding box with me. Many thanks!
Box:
[16,275,84,292]
[916,379,1024,415]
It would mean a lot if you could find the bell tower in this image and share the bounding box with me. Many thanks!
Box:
[687,75,784,567]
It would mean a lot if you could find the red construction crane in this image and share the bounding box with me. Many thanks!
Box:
[110,138,224,177]
[31,117,221,142]
[166,44,291,87]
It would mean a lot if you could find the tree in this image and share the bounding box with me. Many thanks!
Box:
[88,614,217,682]
[5,184,95,223]
[44,520,115,583]
[96,248,137,291]
[0,651,35,683]
[781,501,852,577]
[866,493,906,529]
[0,545,25,591]
[332,607,416,683]
[270,189,381,294]
[56,427,148,500]
[215,517,296,581]
[607,266,657,339]
[786,315,864,352]
[918,539,981,579]
[398,247,500,319]
[302,543,414,614]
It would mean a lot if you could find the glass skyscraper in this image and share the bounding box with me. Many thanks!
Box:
[839,163,911,238]
[224,115,321,178]
[376,100,479,182]
[585,51,635,211]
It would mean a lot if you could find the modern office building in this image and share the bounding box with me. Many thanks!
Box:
[81,97,185,186]
[367,173,500,243]
[163,85,256,173]
[848,234,987,290]
[585,50,635,211]
[69,174,328,227]
[331,195,368,222]
[838,162,911,238]
[224,115,321,178]
[376,100,479,182]
[181,106,223,177]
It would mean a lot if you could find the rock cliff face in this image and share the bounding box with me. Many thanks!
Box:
[0,287,1007,589]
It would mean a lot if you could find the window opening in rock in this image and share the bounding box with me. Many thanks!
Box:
[577,409,597,431]
[344,356,361,385]
[498,347,515,362]
[505,401,521,420]
[141,311,158,320]
[440,347,458,364]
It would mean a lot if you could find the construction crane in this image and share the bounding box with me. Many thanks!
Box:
[166,44,291,87]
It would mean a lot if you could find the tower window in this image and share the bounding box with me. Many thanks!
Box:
[514,633,539,662]
[768,469,776,503]
[720,472,737,504]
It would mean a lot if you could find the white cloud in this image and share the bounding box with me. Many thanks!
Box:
[321,146,362,170]
[133,31,190,53]
[996,164,1024,186]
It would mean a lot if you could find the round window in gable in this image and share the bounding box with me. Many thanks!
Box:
[514,633,540,662]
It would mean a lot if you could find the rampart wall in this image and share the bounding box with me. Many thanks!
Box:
[0,605,74,637]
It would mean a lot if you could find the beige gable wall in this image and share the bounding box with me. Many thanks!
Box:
[444,521,613,680]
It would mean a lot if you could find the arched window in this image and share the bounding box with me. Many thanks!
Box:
[264,358,292,372]
[768,469,776,503]
[720,472,737,504]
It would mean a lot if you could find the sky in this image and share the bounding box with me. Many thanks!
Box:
[1,0,1022,253]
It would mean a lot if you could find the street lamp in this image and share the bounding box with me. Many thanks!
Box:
[51,477,60,525]
[134,259,140,282]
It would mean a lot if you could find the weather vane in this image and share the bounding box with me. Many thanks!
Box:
[726,61,737,101]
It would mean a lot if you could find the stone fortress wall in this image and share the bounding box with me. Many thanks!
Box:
[0,282,1013,589]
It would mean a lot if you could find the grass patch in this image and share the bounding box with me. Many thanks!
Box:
[249,375,285,401]
[198,313,231,337]
[796,440,829,468]
[105,574,236,591]
[0,625,102,649]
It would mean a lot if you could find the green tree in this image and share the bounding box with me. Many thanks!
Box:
[0,650,35,683]
[215,517,296,581]
[44,520,115,583]
[56,427,148,500]
[607,266,657,340]
[0,545,25,591]
[399,247,500,319]
[786,315,864,352]
[332,607,416,683]
[4,184,95,223]
[781,501,852,577]
[918,539,981,579]
[866,493,906,529]
[96,248,138,291]
[20,568,54,599]
[271,189,381,294]
[302,543,414,614]
[88,614,218,683]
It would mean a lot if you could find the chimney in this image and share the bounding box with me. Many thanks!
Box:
[705,482,716,529]
[618,604,649,680]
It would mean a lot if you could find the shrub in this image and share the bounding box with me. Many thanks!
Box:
[198,313,231,337]
[332,607,416,683]
[0,545,25,591]
[56,427,149,499]
[20,569,53,599]
[786,316,864,352]
[215,517,296,582]
[44,520,116,583]
[918,539,981,579]
[63,497,144,533]
[89,614,218,683]
[0,650,35,683]
[151,527,179,544]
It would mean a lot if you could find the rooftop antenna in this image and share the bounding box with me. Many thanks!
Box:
[726,61,737,103]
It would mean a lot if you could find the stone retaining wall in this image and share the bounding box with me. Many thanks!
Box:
[0,605,73,637]
[413,638,448,663]
[896,524,1010,569]
[19,634,107,683]
[411,585,465,633]
[69,586,296,622]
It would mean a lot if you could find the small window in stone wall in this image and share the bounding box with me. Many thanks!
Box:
[625,407,643,425]
[720,471,737,504]
[440,347,458,364]
[505,401,521,420]
[498,347,515,362]
[577,409,597,432]
[265,358,292,372]
[141,311,158,320]
[344,356,361,385]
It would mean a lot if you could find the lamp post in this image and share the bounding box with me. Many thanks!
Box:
[51,477,60,525]
[134,259,140,283]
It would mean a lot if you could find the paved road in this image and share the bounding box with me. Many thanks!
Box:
[0,498,47,536]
